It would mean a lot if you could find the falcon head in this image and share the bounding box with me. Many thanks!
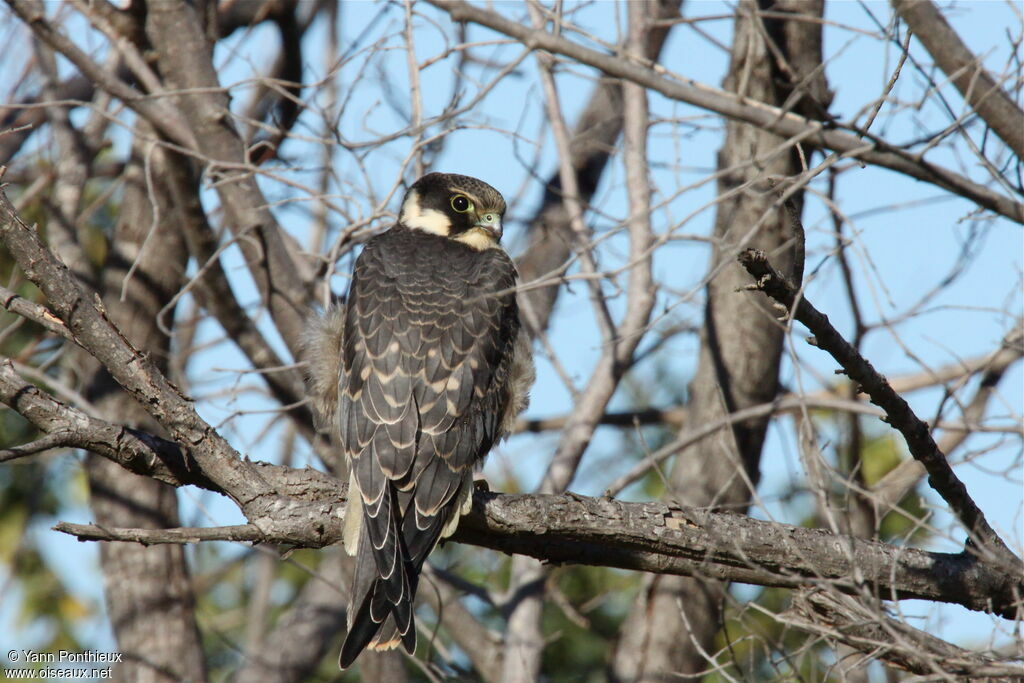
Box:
[399,173,506,250]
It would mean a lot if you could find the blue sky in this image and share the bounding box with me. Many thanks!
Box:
[2,0,1021,668]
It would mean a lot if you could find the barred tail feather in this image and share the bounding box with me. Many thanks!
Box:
[339,507,416,669]
[369,613,417,654]
[339,583,417,668]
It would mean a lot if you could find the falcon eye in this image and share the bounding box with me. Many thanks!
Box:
[451,195,473,213]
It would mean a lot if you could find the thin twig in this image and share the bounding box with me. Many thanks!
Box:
[426,0,1023,223]
[738,248,1021,569]
[0,282,75,342]
[0,431,73,462]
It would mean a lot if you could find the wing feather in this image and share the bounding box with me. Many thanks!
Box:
[338,225,525,667]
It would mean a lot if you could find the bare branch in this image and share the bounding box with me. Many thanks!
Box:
[0,73,95,165]
[142,0,313,353]
[0,179,293,517]
[518,336,1024,436]
[155,150,321,448]
[420,565,505,682]
[892,0,1024,159]
[427,0,1024,223]
[871,323,1023,515]
[738,248,1021,569]
[0,431,73,462]
[231,548,348,683]
[54,522,264,545]
[5,348,1017,620]
[4,0,196,148]
[604,396,889,497]
[0,358,217,490]
[0,282,74,342]
[2,2,1018,675]
[781,588,1024,678]
[513,0,681,335]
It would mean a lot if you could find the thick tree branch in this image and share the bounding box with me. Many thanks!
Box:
[427,0,1023,223]
[0,180,329,541]
[0,359,218,489]
[0,356,341,506]
[738,248,1021,570]
[5,350,1017,619]
[48,486,1024,619]
[458,492,1022,618]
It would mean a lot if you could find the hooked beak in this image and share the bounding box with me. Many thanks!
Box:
[475,212,503,241]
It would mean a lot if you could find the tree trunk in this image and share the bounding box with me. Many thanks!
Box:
[81,139,206,683]
[611,1,827,679]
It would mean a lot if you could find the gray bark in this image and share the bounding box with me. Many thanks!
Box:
[611,2,828,679]
[81,139,206,682]
[39,488,1023,619]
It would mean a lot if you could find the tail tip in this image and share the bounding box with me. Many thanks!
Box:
[338,619,416,669]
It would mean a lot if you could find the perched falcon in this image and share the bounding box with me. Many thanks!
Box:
[305,173,534,668]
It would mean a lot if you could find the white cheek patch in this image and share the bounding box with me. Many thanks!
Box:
[401,192,451,236]
[453,227,499,251]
